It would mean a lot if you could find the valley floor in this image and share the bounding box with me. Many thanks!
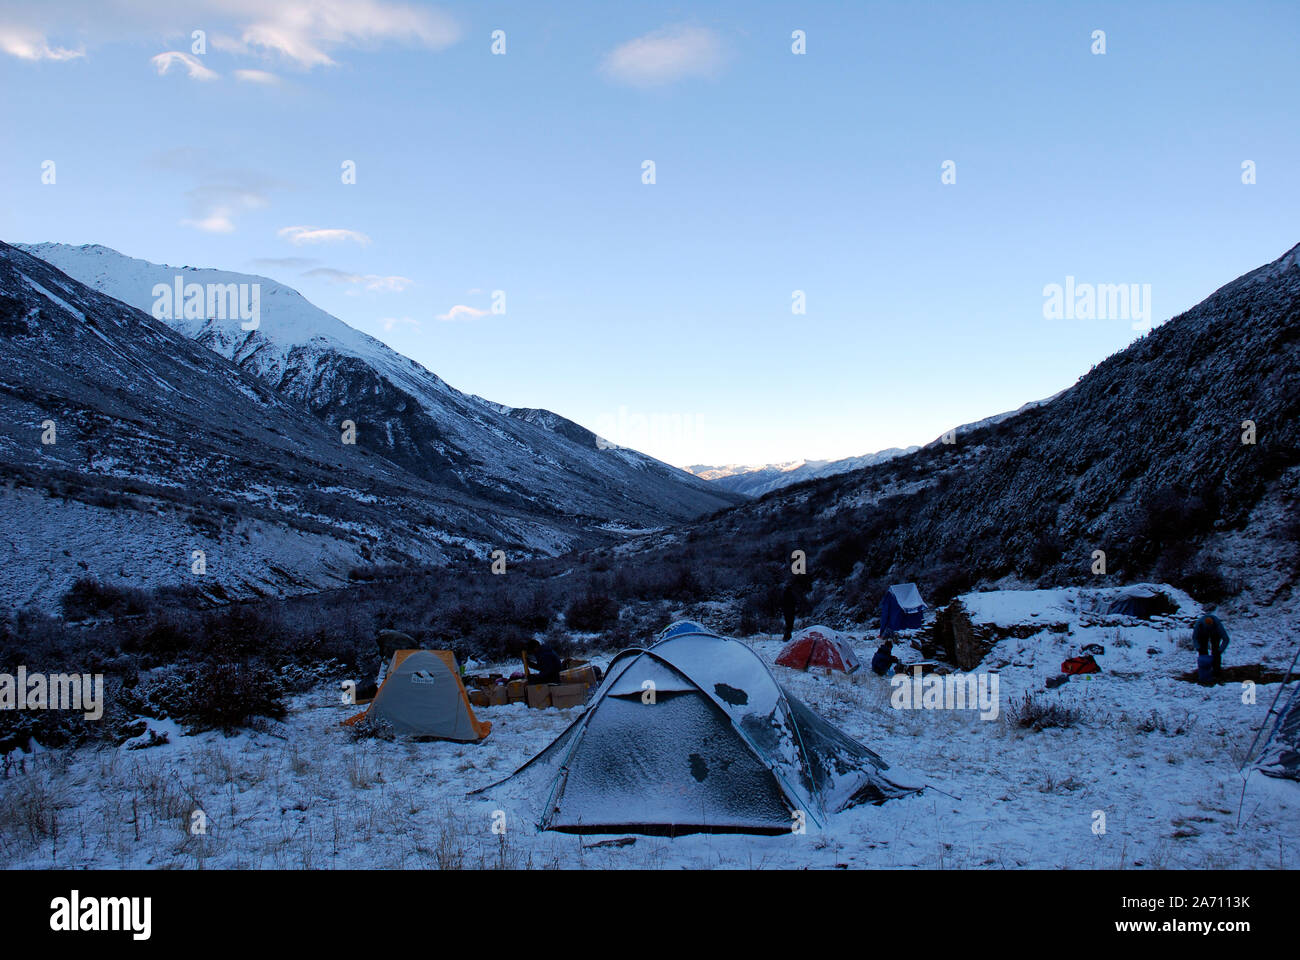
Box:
[2,598,1297,870]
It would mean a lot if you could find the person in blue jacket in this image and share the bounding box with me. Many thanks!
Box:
[871,639,902,677]
[1193,611,1230,684]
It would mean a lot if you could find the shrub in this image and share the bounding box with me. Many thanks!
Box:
[128,660,287,733]
[1176,555,1239,603]
[477,622,532,663]
[347,716,395,742]
[59,577,152,621]
[121,614,194,662]
[927,561,976,606]
[1006,692,1083,731]
[201,606,284,661]
[185,660,286,732]
[564,593,620,633]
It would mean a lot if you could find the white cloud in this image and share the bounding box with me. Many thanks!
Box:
[151,51,220,81]
[380,315,420,331]
[234,68,280,84]
[216,0,459,69]
[0,27,83,61]
[249,256,320,269]
[181,210,236,233]
[304,268,411,292]
[437,304,488,322]
[179,172,273,233]
[602,25,724,87]
[278,225,371,246]
[2,1,458,69]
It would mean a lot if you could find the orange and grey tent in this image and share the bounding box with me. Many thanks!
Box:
[343,650,490,741]
[775,625,862,674]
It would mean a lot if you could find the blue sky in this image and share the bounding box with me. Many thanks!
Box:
[2,1,1297,467]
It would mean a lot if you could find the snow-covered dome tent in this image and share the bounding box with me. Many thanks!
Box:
[775,624,862,674]
[1256,684,1300,781]
[473,632,918,835]
[1106,585,1179,619]
[653,619,717,643]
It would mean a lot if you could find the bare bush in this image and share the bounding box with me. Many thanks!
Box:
[1006,692,1084,731]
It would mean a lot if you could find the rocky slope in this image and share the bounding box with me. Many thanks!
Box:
[615,243,1300,620]
[0,242,729,611]
[17,242,740,530]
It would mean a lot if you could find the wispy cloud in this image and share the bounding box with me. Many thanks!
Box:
[234,68,280,84]
[151,51,220,81]
[304,267,411,292]
[183,211,237,233]
[249,256,320,270]
[180,172,274,233]
[2,1,458,70]
[278,225,371,246]
[212,0,459,69]
[0,27,83,61]
[380,315,420,331]
[601,25,725,87]
[437,304,488,322]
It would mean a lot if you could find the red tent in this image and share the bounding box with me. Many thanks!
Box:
[775,626,862,674]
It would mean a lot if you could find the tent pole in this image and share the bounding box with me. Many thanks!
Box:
[1238,641,1300,772]
[925,784,963,801]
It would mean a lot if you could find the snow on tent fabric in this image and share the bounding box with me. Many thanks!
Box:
[343,650,490,741]
[1106,586,1178,619]
[775,625,861,673]
[473,632,918,835]
[654,619,717,644]
[881,583,926,632]
[1256,684,1300,781]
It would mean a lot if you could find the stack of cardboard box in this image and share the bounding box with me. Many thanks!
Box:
[465,661,599,710]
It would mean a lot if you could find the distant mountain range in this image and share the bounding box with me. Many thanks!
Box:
[0,242,741,609]
[619,242,1300,614]
[688,449,918,497]
[688,396,1063,497]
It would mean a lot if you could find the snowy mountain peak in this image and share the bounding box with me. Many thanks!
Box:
[16,241,740,536]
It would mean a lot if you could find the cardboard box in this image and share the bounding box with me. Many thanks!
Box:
[525,684,551,709]
[549,683,587,709]
[559,665,597,689]
[468,689,489,708]
[507,679,527,702]
[488,684,508,706]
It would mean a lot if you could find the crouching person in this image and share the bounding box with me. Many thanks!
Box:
[871,639,903,677]
[1193,611,1230,684]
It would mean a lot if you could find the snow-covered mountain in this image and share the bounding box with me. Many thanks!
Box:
[17,243,741,530]
[0,242,739,610]
[688,448,918,497]
[688,393,1067,497]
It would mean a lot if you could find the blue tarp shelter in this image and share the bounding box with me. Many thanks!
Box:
[881,583,926,633]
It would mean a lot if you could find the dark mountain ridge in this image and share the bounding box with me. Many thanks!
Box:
[605,242,1300,623]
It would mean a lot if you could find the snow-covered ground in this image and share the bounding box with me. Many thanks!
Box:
[2,588,1296,870]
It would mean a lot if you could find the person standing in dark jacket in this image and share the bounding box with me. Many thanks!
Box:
[1193,612,1230,684]
[780,583,798,642]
